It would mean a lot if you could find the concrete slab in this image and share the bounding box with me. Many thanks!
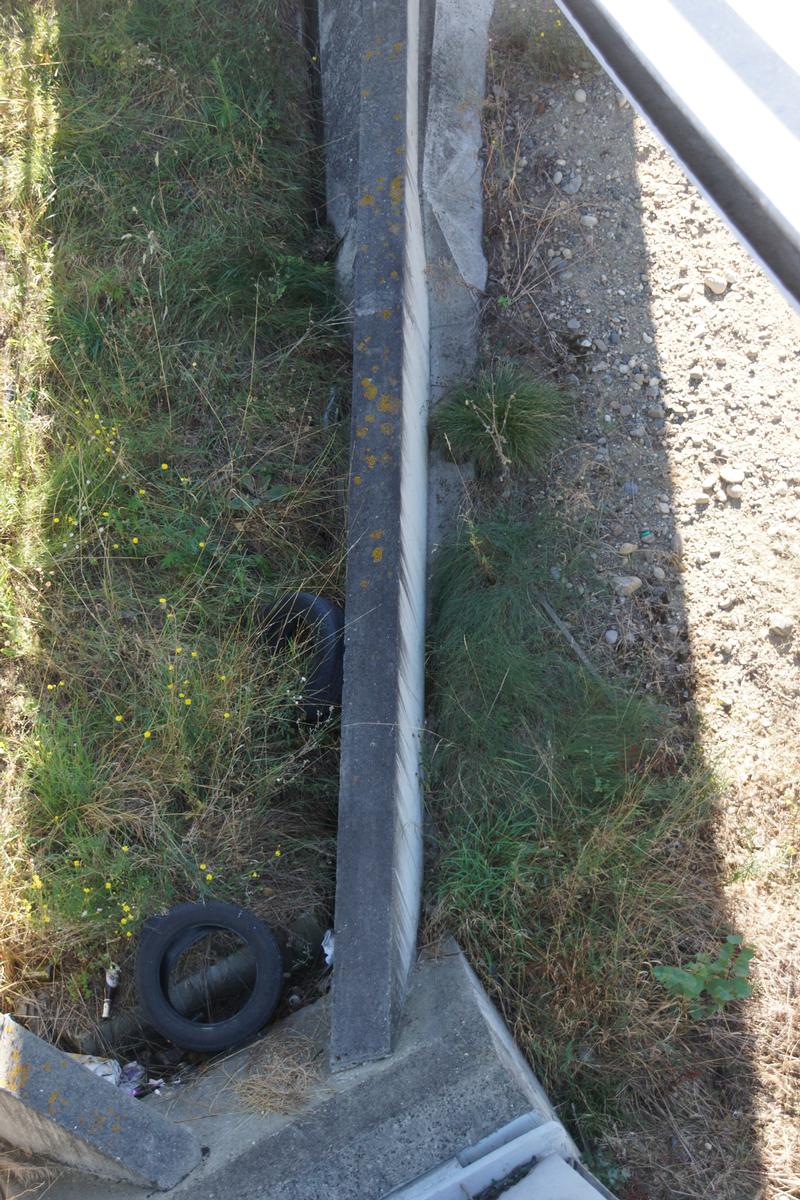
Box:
[422,0,493,400]
[42,946,574,1200]
[0,1016,200,1191]
[329,0,429,1070]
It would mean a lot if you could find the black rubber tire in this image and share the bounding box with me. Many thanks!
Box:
[263,592,344,722]
[135,901,283,1053]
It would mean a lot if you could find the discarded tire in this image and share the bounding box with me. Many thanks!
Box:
[263,592,344,721]
[135,901,283,1053]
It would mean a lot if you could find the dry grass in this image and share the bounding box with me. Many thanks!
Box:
[235,1031,322,1116]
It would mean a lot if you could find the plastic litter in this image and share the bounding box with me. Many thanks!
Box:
[322,929,334,966]
[67,1053,122,1087]
[67,1055,160,1098]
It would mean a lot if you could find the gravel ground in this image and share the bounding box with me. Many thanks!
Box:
[485,17,800,1199]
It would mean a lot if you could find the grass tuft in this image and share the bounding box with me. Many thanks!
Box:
[431,365,570,477]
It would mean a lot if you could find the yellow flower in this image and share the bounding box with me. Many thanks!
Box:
[113,543,120,549]
[104,881,112,890]
[126,930,132,938]
[190,651,198,658]
[198,541,206,549]
[185,698,192,706]
[199,863,206,870]
[250,871,259,878]
[31,873,43,889]
[101,511,109,517]
[138,488,146,495]
[122,903,131,912]
[120,917,127,925]
[58,680,64,687]
[223,711,230,719]
[205,872,213,881]
[160,463,169,471]
[47,683,55,690]
[121,845,129,853]
[219,674,226,681]
[132,537,139,545]
[83,886,92,894]
[167,683,174,690]
[178,692,185,699]
[159,597,167,605]
[72,859,81,868]
[143,730,152,739]
[114,714,123,722]
[168,664,174,671]
[175,647,182,654]
[274,849,281,858]
[43,914,51,923]
[52,516,59,524]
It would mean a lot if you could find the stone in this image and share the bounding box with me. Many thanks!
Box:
[552,170,563,184]
[720,465,745,484]
[768,612,794,636]
[567,317,582,331]
[694,494,710,506]
[726,484,744,500]
[574,88,587,103]
[701,474,717,491]
[652,566,666,581]
[562,174,583,195]
[672,531,685,555]
[678,283,693,301]
[580,214,598,229]
[604,629,619,645]
[618,542,637,556]
[703,271,728,295]
[689,367,704,382]
[612,575,642,597]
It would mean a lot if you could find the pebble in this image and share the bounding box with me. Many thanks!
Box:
[719,465,745,485]
[678,283,693,301]
[594,337,608,352]
[709,543,723,557]
[703,271,728,295]
[567,317,582,331]
[726,484,744,501]
[694,494,710,507]
[612,575,642,597]
[689,367,704,383]
[768,612,794,636]
[622,480,639,497]
[581,214,598,229]
[652,566,666,581]
[701,474,717,492]
[618,542,637,556]
[574,88,587,103]
[672,531,685,555]
[605,629,620,646]
[562,174,583,195]
[553,170,563,184]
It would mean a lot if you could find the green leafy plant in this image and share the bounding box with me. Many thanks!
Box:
[653,935,754,1017]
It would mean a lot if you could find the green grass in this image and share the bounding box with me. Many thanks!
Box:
[0,0,347,1031]
[492,1,590,79]
[430,365,570,476]
[426,513,722,1146]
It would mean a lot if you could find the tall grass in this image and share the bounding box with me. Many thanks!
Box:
[426,514,720,1143]
[0,0,347,1034]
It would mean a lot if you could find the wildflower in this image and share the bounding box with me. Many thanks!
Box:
[122,903,131,912]
[178,692,185,699]
[83,886,92,894]
[190,651,198,658]
[250,871,259,878]
[175,647,182,654]
[205,872,213,881]
[138,488,146,495]
[168,664,174,671]
[219,674,226,681]
[167,683,174,690]
[52,516,59,524]
[101,511,109,517]
[58,680,64,687]
[47,683,55,690]
[121,845,129,853]
[185,698,192,706]
[72,859,81,868]
[274,849,281,858]
[126,930,132,938]
[31,874,43,889]
[159,597,167,605]
[223,711,230,719]
[104,881,112,890]
[198,541,206,549]
[113,543,119,549]
[199,863,206,870]
[160,463,169,471]
[143,730,152,739]
[114,714,123,722]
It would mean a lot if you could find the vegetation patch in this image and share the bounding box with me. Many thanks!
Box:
[0,0,346,1037]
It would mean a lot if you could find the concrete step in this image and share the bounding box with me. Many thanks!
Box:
[39,946,578,1200]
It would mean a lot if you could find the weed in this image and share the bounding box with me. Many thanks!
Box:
[653,934,754,1018]
[493,2,589,80]
[431,365,570,477]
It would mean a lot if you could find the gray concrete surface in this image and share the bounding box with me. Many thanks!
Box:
[422,0,493,400]
[0,1016,200,1190]
[327,0,429,1069]
[42,946,572,1200]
